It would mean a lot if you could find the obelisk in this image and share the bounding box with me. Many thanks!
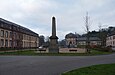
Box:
[49,17,59,53]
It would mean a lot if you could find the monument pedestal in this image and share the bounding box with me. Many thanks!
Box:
[49,36,59,53]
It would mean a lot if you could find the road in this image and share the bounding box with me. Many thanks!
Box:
[0,54,115,75]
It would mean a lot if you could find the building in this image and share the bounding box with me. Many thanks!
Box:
[77,37,101,48]
[106,33,115,50]
[65,33,77,48]
[106,27,115,50]
[0,18,39,50]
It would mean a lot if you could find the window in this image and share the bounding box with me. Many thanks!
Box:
[14,32,16,39]
[110,37,111,40]
[9,32,12,38]
[1,39,4,47]
[1,30,4,37]
[15,41,17,47]
[5,40,8,47]
[9,40,12,47]
[113,35,115,39]
[9,26,12,29]
[113,41,115,44]
[5,31,8,38]
[1,23,4,27]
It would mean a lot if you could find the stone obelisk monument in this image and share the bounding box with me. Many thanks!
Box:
[49,17,59,53]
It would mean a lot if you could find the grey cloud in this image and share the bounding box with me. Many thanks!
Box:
[0,0,115,40]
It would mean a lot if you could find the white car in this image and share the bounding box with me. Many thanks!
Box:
[39,46,43,49]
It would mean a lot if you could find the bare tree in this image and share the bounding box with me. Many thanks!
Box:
[98,22,102,31]
[39,35,45,46]
[98,23,108,47]
[45,36,50,42]
[44,36,50,48]
[84,12,90,53]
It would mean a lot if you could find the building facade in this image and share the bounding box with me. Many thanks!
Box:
[0,18,39,49]
[65,33,77,48]
[77,37,101,47]
[106,34,115,50]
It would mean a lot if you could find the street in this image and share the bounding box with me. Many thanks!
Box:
[0,54,115,75]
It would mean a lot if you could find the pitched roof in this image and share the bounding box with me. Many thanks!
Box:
[65,33,77,38]
[0,18,38,37]
[77,37,101,41]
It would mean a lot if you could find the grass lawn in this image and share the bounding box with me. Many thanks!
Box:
[0,49,112,56]
[62,63,115,75]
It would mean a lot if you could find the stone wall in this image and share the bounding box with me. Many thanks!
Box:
[59,48,86,53]
[36,48,86,53]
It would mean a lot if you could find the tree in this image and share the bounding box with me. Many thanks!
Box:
[98,24,108,47]
[59,39,66,48]
[39,35,45,46]
[45,36,50,42]
[84,12,90,53]
[43,36,50,48]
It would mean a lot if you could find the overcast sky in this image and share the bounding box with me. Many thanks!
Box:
[0,0,115,40]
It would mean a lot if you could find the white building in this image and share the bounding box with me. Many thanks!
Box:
[65,33,77,48]
[106,34,115,50]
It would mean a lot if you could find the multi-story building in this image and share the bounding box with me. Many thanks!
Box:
[106,27,115,50]
[106,33,115,50]
[65,33,77,48]
[65,32,102,48]
[0,18,39,49]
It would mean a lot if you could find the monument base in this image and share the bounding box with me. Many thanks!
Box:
[49,47,59,53]
[49,37,59,53]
